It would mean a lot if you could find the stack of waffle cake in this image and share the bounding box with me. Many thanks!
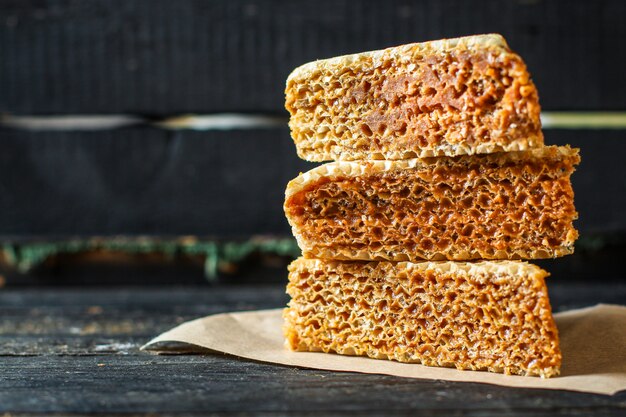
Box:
[282,34,579,378]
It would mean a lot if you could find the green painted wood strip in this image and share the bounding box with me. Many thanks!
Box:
[541,113,626,129]
[3,112,626,131]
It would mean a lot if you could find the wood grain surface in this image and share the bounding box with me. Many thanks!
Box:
[0,0,624,253]
[1,283,625,415]
[1,0,624,114]
[0,128,623,236]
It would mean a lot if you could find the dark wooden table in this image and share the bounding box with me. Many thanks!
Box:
[1,281,626,416]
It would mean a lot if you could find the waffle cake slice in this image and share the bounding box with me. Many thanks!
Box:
[285,145,579,262]
[286,34,543,161]
[284,257,561,377]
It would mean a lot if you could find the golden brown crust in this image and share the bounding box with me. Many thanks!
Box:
[284,146,579,261]
[285,34,543,161]
[284,257,561,377]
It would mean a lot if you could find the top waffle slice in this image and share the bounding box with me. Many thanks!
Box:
[286,34,543,161]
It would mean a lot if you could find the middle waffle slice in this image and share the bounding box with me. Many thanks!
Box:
[285,145,579,262]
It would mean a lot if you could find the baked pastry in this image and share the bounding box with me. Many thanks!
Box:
[284,257,561,377]
[284,145,579,262]
[285,34,543,161]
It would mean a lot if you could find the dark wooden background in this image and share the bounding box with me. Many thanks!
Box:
[1,2,626,415]
[0,0,625,281]
[2,0,625,113]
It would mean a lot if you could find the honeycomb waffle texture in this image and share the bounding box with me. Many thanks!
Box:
[284,257,561,377]
[285,146,579,261]
[285,34,543,161]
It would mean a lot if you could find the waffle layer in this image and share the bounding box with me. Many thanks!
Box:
[284,257,561,377]
[286,34,543,161]
[285,146,579,261]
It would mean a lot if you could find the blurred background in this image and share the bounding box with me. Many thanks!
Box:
[0,0,624,286]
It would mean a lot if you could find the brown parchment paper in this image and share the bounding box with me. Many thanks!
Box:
[142,304,626,395]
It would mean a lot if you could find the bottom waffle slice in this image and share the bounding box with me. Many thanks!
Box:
[284,258,561,377]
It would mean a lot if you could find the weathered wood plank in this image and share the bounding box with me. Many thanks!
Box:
[0,285,288,308]
[0,128,624,237]
[0,284,624,415]
[1,354,624,415]
[0,127,312,237]
[0,284,624,354]
[0,285,290,356]
[0,127,624,286]
[1,0,624,114]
